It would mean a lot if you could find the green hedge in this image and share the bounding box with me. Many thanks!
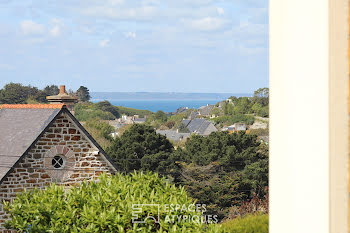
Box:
[4,172,204,233]
[209,214,268,233]
[212,114,255,126]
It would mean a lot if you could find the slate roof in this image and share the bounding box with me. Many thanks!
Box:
[189,111,198,120]
[182,119,191,127]
[0,106,62,181]
[181,118,217,135]
[0,104,117,183]
[198,105,214,116]
[156,130,190,142]
[133,118,147,123]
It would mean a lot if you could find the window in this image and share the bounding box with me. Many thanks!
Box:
[52,155,65,169]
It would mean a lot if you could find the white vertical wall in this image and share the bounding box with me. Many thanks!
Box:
[270,0,329,232]
[270,0,348,232]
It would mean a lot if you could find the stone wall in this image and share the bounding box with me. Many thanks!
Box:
[0,112,115,232]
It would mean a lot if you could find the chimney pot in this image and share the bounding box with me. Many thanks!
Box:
[60,85,66,95]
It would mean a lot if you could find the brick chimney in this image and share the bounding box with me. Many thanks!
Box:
[46,85,78,112]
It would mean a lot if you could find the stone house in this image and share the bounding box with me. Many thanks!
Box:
[181,118,218,136]
[228,123,247,133]
[198,104,214,117]
[156,130,190,142]
[0,104,117,232]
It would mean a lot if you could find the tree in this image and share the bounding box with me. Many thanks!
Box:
[179,163,243,220]
[0,83,39,104]
[251,103,262,114]
[95,100,120,118]
[154,110,167,122]
[253,87,269,106]
[76,86,90,102]
[43,85,59,96]
[106,124,174,173]
[165,121,175,129]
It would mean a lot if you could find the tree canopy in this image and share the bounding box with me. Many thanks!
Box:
[106,125,268,221]
[106,124,175,173]
[76,86,91,102]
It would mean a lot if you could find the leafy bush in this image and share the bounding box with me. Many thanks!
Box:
[74,103,116,121]
[95,101,120,118]
[209,214,268,233]
[84,119,114,149]
[212,114,255,126]
[4,172,205,233]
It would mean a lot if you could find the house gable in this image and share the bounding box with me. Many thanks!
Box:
[0,106,117,230]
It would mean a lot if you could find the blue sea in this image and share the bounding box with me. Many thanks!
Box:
[91,99,220,113]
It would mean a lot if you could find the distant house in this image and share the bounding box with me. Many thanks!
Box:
[188,111,199,120]
[228,123,247,132]
[181,118,218,136]
[175,107,188,114]
[133,118,147,124]
[156,130,190,142]
[118,115,147,124]
[198,104,214,117]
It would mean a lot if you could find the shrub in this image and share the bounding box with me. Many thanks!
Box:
[212,115,255,126]
[95,101,120,118]
[84,119,114,149]
[4,172,205,233]
[208,214,268,233]
[74,103,116,121]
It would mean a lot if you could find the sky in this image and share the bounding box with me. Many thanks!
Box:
[0,0,268,93]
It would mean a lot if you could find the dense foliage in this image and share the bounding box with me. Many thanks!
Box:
[106,125,268,221]
[0,83,90,105]
[212,114,255,126]
[223,88,269,118]
[0,83,59,104]
[210,214,268,233]
[4,173,204,233]
[76,86,91,102]
[74,102,116,121]
[177,132,268,219]
[106,124,176,173]
[117,106,152,117]
[74,101,152,122]
[84,119,114,149]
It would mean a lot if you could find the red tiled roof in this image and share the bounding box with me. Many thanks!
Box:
[0,104,65,109]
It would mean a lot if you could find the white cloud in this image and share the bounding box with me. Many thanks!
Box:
[81,6,158,20]
[20,20,45,35]
[217,7,224,15]
[183,17,228,31]
[50,25,60,37]
[99,39,110,47]
[124,31,136,39]
[49,18,65,37]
